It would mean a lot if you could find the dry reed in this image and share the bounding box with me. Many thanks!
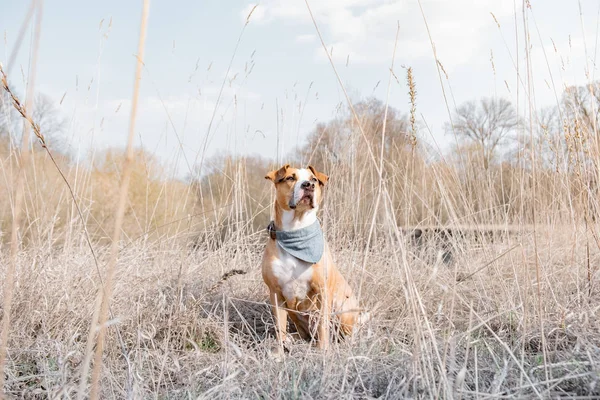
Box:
[0,1,43,397]
[86,1,149,398]
[1,2,600,399]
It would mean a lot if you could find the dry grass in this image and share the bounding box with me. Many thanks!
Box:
[1,224,600,398]
[1,119,600,398]
[3,2,600,399]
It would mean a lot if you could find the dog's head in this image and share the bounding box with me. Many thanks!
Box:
[265,164,328,211]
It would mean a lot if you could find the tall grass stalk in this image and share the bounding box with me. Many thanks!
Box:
[0,2,43,396]
[1,2,600,398]
[87,1,149,398]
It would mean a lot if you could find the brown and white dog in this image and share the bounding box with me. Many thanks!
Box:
[262,164,360,351]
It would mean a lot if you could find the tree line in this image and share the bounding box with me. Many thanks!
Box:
[2,81,600,247]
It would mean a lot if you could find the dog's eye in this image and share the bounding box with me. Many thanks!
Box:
[286,176,294,181]
[311,177,317,182]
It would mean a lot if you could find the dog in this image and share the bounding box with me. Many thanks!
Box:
[261,164,361,351]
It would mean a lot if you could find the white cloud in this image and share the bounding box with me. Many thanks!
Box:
[296,34,316,44]
[243,0,515,70]
[62,81,266,165]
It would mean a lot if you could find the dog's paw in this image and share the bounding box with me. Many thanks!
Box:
[268,344,285,362]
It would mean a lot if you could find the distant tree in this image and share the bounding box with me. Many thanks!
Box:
[446,97,520,169]
[299,120,343,171]
[189,153,272,243]
[298,98,411,171]
[33,93,67,144]
[562,82,600,137]
[562,83,600,176]
[0,88,13,138]
[505,106,566,171]
[0,91,67,152]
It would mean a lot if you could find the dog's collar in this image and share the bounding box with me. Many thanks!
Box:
[266,219,324,264]
[267,221,277,240]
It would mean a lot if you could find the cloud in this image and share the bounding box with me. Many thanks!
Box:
[296,34,316,44]
[64,81,266,165]
[243,0,515,70]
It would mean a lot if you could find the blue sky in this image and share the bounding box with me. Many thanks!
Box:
[2,0,599,176]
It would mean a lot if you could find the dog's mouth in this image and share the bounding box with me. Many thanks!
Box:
[299,193,313,205]
[289,192,314,209]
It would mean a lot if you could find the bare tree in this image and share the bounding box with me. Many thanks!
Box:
[298,98,411,171]
[0,87,14,138]
[562,82,600,175]
[33,93,67,143]
[507,106,565,171]
[0,91,67,151]
[563,82,600,136]
[446,97,519,169]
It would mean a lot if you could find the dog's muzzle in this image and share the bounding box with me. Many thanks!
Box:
[289,181,315,209]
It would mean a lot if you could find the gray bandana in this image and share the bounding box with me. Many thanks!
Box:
[271,220,324,264]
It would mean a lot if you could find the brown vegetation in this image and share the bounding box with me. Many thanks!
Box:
[1,79,600,397]
[2,1,600,392]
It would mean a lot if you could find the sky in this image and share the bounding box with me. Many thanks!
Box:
[2,0,600,177]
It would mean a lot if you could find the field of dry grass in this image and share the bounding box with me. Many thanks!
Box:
[2,132,600,398]
[4,1,600,399]
[2,217,600,398]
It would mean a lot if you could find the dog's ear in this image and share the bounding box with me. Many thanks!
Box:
[307,165,328,186]
[265,164,290,183]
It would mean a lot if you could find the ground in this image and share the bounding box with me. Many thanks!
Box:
[2,223,600,398]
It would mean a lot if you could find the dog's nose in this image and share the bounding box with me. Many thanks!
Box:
[301,181,315,190]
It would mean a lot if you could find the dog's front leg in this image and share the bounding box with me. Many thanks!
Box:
[317,289,330,350]
[269,291,288,348]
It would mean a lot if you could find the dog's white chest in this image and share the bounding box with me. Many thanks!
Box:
[271,246,313,301]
